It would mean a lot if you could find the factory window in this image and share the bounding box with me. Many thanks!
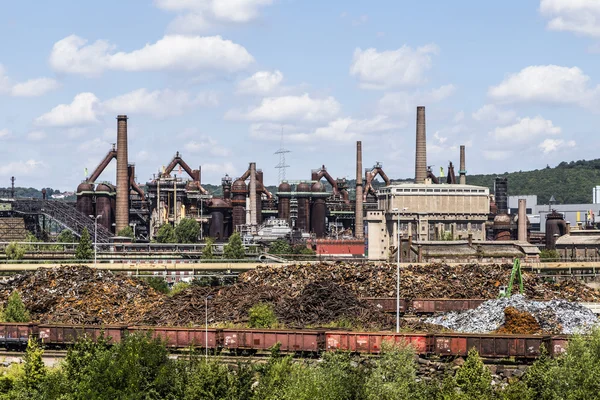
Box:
[441,189,448,193]
[418,189,425,192]
[411,189,418,192]
[434,189,440,192]
[472,223,482,231]
[457,223,468,231]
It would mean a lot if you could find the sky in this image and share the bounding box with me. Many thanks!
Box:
[1,0,599,191]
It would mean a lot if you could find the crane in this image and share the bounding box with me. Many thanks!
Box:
[499,258,523,298]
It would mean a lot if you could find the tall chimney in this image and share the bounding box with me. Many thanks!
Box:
[116,115,129,232]
[415,106,427,183]
[249,162,257,226]
[518,199,527,242]
[459,145,466,185]
[355,141,364,239]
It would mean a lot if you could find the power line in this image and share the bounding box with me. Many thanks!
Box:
[274,127,290,183]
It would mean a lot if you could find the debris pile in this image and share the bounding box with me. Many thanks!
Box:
[240,263,600,301]
[426,295,598,334]
[496,307,541,334]
[0,266,161,325]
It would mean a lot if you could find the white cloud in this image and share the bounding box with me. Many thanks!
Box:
[540,0,600,37]
[156,0,274,33]
[0,129,10,139]
[184,137,231,156]
[11,78,60,97]
[136,150,151,161]
[237,70,283,95]
[472,104,517,124]
[0,64,59,97]
[49,34,254,77]
[0,160,43,176]
[488,65,599,106]
[201,161,237,179]
[230,93,341,123]
[350,44,439,89]
[538,138,577,154]
[78,138,110,153]
[453,111,465,123]
[490,116,561,142]
[27,131,47,141]
[103,88,218,118]
[378,84,455,115]
[35,92,100,127]
[482,150,512,161]
[352,14,369,26]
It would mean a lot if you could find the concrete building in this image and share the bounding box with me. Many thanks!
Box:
[366,183,490,260]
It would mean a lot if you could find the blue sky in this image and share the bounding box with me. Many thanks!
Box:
[1,0,599,190]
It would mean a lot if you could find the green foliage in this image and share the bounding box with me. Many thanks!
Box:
[117,226,135,240]
[269,239,291,255]
[156,223,177,243]
[5,242,25,260]
[248,303,277,328]
[2,291,30,323]
[170,281,191,296]
[56,230,75,243]
[202,237,215,260]
[175,218,201,243]
[75,228,93,260]
[223,232,246,259]
[144,277,170,294]
[22,338,46,391]
[292,244,315,255]
[451,347,494,400]
[539,249,560,262]
[442,231,454,241]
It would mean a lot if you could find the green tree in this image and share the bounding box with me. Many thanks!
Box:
[269,239,292,255]
[3,291,30,323]
[175,218,201,243]
[56,230,75,243]
[293,244,315,255]
[248,303,277,328]
[452,347,494,400]
[223,232,245,259]
[202,237,215,260]
[21,338,46,392]
[75,228,93,260]
[5,242,25,260]
[144,277,170,294]
[156,223,177,243]
[117,226,135,241]
[539,249,560,262]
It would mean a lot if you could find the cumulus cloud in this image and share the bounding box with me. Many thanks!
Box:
[103,88,218,118]
[35,92,100,127]
[0,129,10,139]
[350,44,439,89]
[27,131,47,141]
[184,136,231,157]
[482,150,512,161]
[49,34,254,77]
[472,104,517,124]
[0,160,43,176]
[0,65,59,97]
[490,116,561,142]
[540,0,600,37]
[539,138,577,154]
[378,84,455,115]
[488,65,599,106]
[155,0,274,33]
[229,93,341,123]
[237,70,283,95]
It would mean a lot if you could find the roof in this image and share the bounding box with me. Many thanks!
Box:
[556,233,600,246]
[412,240,539,256]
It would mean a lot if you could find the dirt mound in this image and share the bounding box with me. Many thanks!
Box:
[496,307,542,334]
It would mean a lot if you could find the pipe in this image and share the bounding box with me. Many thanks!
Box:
[128,165,146,201]
[116,115,129,232]
[415,106,427,184]
[355,141,364,239]
[249,162,257,226]
[518,199,527,242]
[459,145,466,185]
[88,147,117,183]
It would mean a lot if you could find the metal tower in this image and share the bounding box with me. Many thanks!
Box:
[274,128,290,183]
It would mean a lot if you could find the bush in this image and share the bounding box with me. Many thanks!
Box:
[202,237,215,260]
[144,277,169,294]
[269,239,291,255]
[293,244,315,255]
[117,226,135,241]
[170,281,190,296]
[248,303,277,328]
[539,249,560,262]
[223,232,245,259]
[156,223,177,243]
[175,218,200,243]
[56,230,75,243]
[75,228,93,260]
[5,242,25,260]
[3,291,30,323]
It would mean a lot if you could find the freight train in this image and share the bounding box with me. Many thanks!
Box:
[0,323,568,360]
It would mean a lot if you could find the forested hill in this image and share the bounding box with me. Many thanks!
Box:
[466,159,600,205]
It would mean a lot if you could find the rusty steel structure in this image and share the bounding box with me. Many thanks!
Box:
[415,106,427,184]
[518,199,527,242]
[115,115,129,232]
[459,145,466,185]
[355,141,364,239]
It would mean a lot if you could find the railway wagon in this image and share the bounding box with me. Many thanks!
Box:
[325,331,433,354]
[38,324,126,347]
[547,336,568,357]
[362,298,487,314]
[0,323,36,350]
[433,333,546,359]
[128,326,220,349]
[222,329,325,354]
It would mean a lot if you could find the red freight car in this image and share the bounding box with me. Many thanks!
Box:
[0,323,36,350]
[547,336,568,357]
[221,329,324,354]
[361,298,409,313]
[412,299,487,314]
[38,324,125,347]
[433,334,546,359]
[325,331,433,354]
[128,326,220,349]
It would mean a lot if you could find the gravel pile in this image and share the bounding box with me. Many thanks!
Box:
[425,294,599,334]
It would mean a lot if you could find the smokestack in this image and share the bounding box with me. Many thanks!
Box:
[355,141,364,239]
[116,115,129,232]
[415,106,427,183]
[249,162,257,226]
[518,199,527,242]
[459,145,466,185]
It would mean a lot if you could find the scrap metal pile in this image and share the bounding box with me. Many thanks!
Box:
[426,295,598,334]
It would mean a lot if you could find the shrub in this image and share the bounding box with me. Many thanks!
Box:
[269,239,291,255]
[248,303,277,328]
[3,291,30,323]
[144,277,169,294]
[539,249,560,262]
[117,226,135,241]
[175,218,200,243]
[5,242,25,260]
[56,230,75,243]
[155,223,177,244]
[223,232,245,259]
[75,228,93,260]
[170,281,190,296]
[202,237,215,260]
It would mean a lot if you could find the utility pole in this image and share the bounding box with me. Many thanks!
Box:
[10,177,15,198]
[275,127,290,183]
[89,215,102,266]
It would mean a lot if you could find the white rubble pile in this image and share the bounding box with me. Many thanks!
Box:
[425,294,598,334]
